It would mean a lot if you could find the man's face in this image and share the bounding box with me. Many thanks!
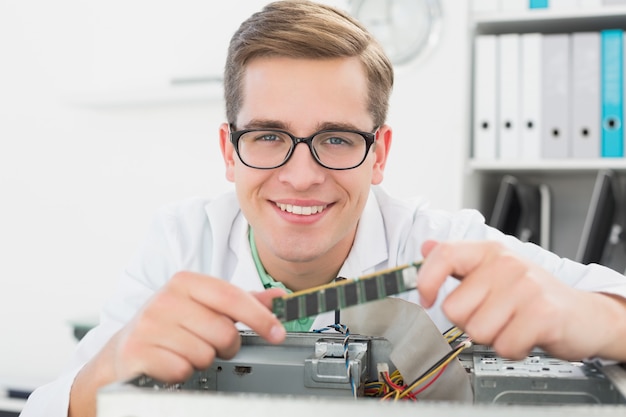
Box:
[220,56,390,270]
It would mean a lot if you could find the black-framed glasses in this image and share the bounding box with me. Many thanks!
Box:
[229,125,378,170]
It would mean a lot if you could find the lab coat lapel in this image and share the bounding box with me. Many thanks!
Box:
[205,193,263,292]
[337,189,388,280]
[228,214,265,292]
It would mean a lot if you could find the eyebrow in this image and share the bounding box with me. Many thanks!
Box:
[242,119,367,132]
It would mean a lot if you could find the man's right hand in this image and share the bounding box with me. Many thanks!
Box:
[68,271,286,417]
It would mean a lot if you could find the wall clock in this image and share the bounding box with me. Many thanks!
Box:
[350,0,443,66]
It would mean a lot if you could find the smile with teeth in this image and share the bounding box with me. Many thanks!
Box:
[276,202,327,215]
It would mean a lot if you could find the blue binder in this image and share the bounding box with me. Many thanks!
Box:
[601,29,624,158]
[529,0,548,8]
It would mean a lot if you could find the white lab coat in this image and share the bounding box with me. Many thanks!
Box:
[21,186,626,416]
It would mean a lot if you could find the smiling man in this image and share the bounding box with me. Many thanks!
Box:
[21,1,626,417]
[223,56,390,292]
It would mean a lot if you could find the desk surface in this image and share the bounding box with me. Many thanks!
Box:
[98,388,626,417]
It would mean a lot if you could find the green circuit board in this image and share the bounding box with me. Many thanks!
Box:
[272,262,421,322]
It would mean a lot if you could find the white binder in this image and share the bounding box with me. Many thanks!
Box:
[471,0,499,12]
[498,34,522,160]
[571,32,601,158]
[578,0,602,6]
[473,35,498,160]
[550,0,580,8]
[541,34,571,159]
[520,33,542,161]
[500,0,528,11]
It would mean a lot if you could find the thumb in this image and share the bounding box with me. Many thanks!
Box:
[421,239,440,258]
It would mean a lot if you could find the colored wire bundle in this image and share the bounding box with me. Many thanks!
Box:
[364,330,471,401]
[443,325,464,345]
[390,339,472,401]
[364,369,405,397]
[313,324,470,400]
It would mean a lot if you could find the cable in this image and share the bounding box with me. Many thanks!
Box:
[397,339,472,400]
[409,363,448,397]
[443,326,464,344]
[365,328,471,400]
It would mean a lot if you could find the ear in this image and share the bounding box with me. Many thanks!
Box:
[219,123,236,183]
[371,124,392,185]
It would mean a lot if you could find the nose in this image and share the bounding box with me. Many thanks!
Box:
[276,141,325,189]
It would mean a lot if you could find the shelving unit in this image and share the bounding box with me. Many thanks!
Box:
[473,6,626,34]
[470,159,626,172]
[464,5,626,265]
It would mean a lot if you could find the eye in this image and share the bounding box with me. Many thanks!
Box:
[318,133,356,147]
[256,133,280,142]
[327,136,350,145]
[245,131,291,145]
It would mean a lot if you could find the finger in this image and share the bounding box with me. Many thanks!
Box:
[441,251,522,332]
[417,240,494,308]
[488,311,541,360]
[149,317,222,369]
[170,298,243,361]
[140,287,243,361]
[421,239,439,257]
[169,272,286,344]
[116,311,216,382]
[136,345,198,383]
[449,274,514,346]
[440,270,492,330]
[129,298,225,367]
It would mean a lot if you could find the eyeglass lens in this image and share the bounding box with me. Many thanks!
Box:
[236,130,368,169]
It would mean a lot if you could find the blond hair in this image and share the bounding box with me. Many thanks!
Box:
[224,0,394,127]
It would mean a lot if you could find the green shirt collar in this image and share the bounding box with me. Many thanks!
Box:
[248,228,314,332]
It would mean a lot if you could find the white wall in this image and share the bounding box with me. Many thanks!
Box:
[0,0,469,388]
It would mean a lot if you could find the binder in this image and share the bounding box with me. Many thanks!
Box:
[529,0,549,8]
[601,29,624,158]
[500,0,527,11]
[520,33,542,161]
[549,0,579,8]
[602,0,626,5]
[578,0,602,6]
[541,34,571,159]
[572,32,601,158]
[473,35,498,160]
[471,0,499,12]
[497,34,521,160]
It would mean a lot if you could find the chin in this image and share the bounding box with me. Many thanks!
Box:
[274,249,321,264]
[272,240,328,264]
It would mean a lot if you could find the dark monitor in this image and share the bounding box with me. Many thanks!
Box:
[576,170,620,265]
[489,175,542,245]
[490,175,521,236]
